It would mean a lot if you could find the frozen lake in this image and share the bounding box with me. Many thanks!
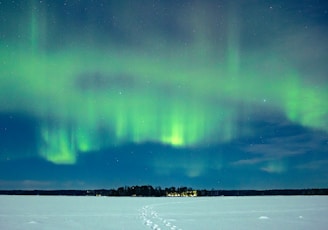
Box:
[0,195,327,229]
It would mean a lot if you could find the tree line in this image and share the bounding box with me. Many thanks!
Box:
[0,186,327,196]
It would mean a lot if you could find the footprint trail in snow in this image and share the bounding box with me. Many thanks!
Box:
[139,205,182,230]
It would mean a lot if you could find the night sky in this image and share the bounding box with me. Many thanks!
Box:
[0,0,328,190]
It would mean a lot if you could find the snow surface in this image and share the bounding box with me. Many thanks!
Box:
[0,195,327,229]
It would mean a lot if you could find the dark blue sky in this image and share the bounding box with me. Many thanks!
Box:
[0,0,327,190]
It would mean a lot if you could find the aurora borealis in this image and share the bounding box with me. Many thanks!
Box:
[0,0,328,189]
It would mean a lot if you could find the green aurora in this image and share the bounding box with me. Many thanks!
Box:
[0,1,327,168]
[1,45,327,164]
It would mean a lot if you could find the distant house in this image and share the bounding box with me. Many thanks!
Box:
[166,190,197,197]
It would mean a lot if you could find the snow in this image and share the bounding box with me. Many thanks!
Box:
[0,195,327,229]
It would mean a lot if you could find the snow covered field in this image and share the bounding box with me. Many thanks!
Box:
[0,195,327,229]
